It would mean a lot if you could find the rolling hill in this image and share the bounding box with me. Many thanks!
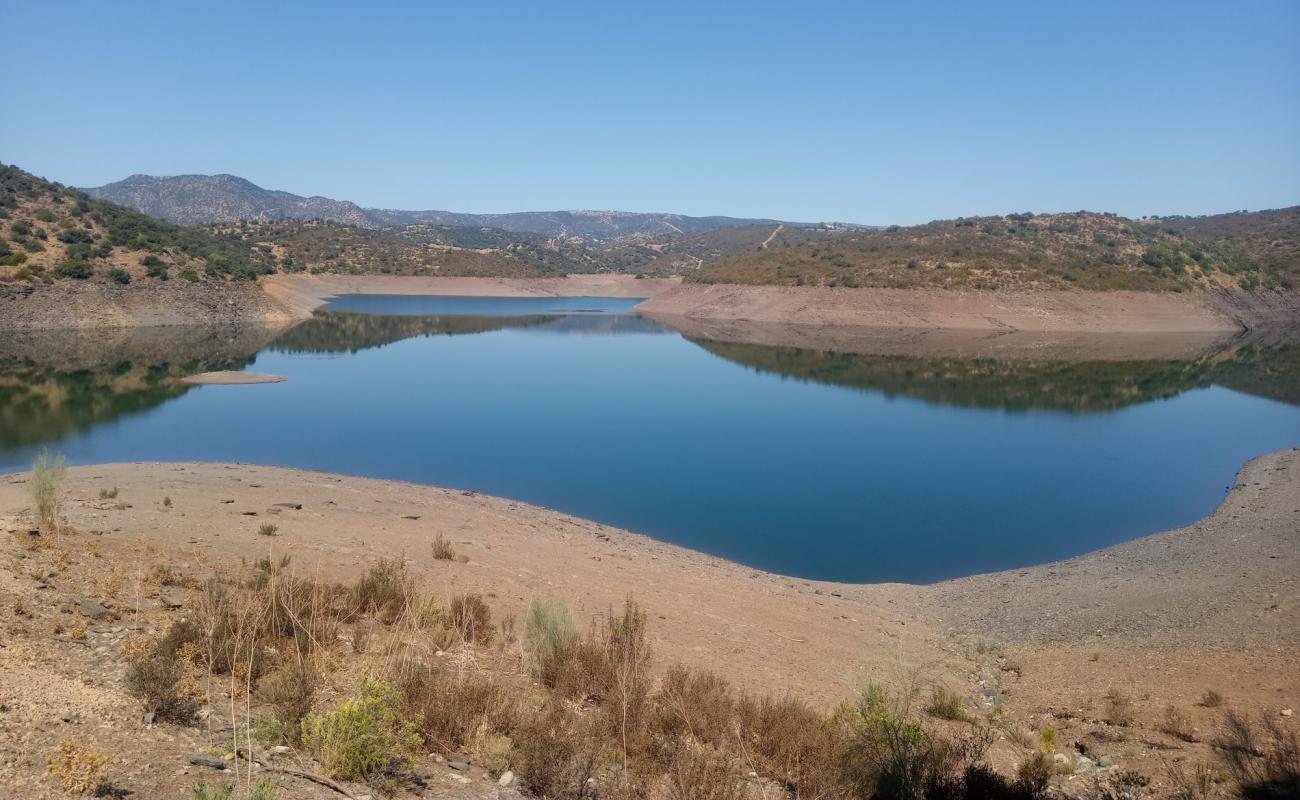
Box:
[691,209,1300,292]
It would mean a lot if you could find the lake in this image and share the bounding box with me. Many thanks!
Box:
[3,295,1298,583]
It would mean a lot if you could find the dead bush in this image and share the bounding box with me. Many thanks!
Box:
[431,533,456,561]
[125,648,199,723]
[449,593,492,643]
[47,738,109,795]
[650,665,737,752]
[1162,705,1198,743]
[513,703,606,800]
[663,741,747,800]
[1105,689,1135,728]
[1213,711,1300,800]
[394,661,517,754]
[738,694,843,797]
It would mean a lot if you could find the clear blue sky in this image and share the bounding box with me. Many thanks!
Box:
[1,1,1297,224]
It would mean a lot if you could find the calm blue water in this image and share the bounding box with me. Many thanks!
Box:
[2,296,1298,583]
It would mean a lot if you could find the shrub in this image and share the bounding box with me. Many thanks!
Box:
[301,677,421,785]
[739,693,841,796]
[125,647,199,723]
[190,780,275,800]
[257,661,318,740]
[1200,690,1224,708]
[258,523,278,537]
[109,266,131,284]
[525,597,579,688]
[927,686,973,723]
[1162,704,1197,742]
[650,665,736,756]
[35,208,56,222]
[1213,711,1300,800]
[664,742,745,800]
[513,703,605,799]
[180,268,200,282]
[449,593,492,642]
[147,260,169,279]
[836,685,995,800]
[431,533,456,561]
[99,486,118,500]
[47,738,109,794]
[394,660,516,755]
[54,259,92,279]
[1105,689,1135,727]
[351,557,413,623]
[30,448,66,533]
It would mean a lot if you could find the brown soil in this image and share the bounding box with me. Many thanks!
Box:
[1,451,1296,798]
[0,278,296,331]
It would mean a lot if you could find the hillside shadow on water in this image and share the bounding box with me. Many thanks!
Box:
[0,325,282,452]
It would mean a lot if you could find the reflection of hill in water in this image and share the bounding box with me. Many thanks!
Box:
[268,310,670,354]
[0,326,276,450]
[692,337,1300,412]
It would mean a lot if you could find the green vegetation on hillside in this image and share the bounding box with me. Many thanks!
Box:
[8,161,1298,293]
[0,163,275,284]
[694,336,1300,411]
[691,209,1300,292]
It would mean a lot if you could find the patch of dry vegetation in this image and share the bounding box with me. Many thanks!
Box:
[692,208,1300,292]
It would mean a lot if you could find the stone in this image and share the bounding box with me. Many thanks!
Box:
[1099,756,1115,768]
[448,754,471,771]
[1282,708,1293,717]
[498,770,515,786]
[143,711,155,726]
[189,755,227,770]
[78,598,110,619]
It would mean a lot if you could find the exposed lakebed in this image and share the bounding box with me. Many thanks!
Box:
[2,295,1298,582]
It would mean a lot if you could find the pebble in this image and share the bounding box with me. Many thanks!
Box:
[1282,708,1294,717]
[498,770,515,786]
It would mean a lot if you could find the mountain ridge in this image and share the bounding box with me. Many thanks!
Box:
[84,173,813,239]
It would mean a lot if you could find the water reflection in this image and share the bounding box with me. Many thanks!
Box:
[0,325,280,450]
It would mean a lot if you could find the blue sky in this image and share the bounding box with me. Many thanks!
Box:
[1,1,1297,224]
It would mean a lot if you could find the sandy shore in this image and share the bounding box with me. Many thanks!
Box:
[268,274,1300,333]
[3,450,1295,703]
[640,283,1272,333]
[6,271,1295,333]
[261,273,682,319]
[1,452,1297,796]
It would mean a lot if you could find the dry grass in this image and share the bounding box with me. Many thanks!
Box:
[1105,688,1135,728]
[1200,690,1225,709]
[30,448,66,533]
[256,522,278,537]
[1163,704,1198,743]
[449,593,492,643]
[47,738,109,795]
[431,533,456,561]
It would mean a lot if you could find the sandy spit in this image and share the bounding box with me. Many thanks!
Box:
[180,371,286,385]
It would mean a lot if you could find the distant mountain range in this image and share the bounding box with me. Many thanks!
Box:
[83,174,793,239]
